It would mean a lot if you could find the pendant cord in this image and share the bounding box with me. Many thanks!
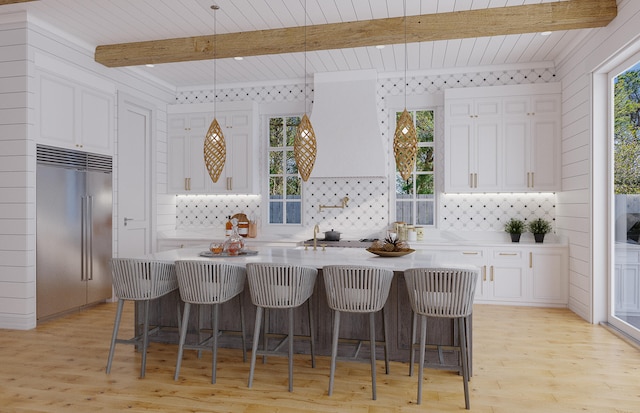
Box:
[214,8,217,117]
[403,0,407,109]
[304,0,308,114]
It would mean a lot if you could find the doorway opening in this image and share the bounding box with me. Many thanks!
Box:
[611,59,640,338]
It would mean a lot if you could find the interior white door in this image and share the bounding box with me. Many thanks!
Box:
[117,94,153,258]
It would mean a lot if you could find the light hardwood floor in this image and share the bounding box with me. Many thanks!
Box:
[1,303,639,412]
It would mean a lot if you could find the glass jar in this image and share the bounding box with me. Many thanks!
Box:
[223,218,244,255]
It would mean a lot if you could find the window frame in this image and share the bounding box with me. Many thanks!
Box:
[391,107,436,227]
[266,114,303,226]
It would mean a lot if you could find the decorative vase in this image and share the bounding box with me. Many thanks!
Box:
[223,218,244,255]
[534,233,545,243]
[510,233,521,243]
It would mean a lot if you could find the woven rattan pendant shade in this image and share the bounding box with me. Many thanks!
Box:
[294,113,317,182]
[203,118,226,183]
[393,109,418,181]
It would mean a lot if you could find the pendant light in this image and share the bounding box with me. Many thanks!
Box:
[393,0,418,181]
[294,0,317,182]
[204,4,226,184]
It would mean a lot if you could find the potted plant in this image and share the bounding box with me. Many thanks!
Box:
[504,218,525,242]
[528,218,552,243]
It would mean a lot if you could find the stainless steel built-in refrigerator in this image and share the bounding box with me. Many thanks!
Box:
[36,145,113,320]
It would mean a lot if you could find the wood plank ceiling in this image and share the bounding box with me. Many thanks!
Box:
[0,0,618,88]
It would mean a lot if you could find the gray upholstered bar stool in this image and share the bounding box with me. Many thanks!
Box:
[106,258,178,378]
[246,263,318,392]
[403,267,478,409]
[173,261,247,384]
[322,265,394,400]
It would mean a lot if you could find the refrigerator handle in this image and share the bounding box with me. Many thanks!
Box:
[81,196,87,281]
[87,196,94,281]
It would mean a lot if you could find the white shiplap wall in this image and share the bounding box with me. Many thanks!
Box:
[0,17,34,330]
[555,0,640,323]
[0,12,175,330]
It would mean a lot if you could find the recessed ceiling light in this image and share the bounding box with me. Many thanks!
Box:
[145,64,155,68]
[375,45,385,49]
[541,31,552,36]
[234,56,244,61]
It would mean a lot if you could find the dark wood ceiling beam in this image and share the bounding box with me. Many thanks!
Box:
[0,0,37,4]
[95,0,617,68]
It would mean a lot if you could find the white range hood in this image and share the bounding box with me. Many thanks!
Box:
[309,70,387,178]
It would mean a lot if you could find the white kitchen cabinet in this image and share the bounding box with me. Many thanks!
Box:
[502,94,561,191]
[167,113,210,193]
[445,98,501,192]
[445,83,560,193]
[614,245,640,315]
[529,248,568,305]
[208,110,254,193]
[37,70,114,155]
[167,102,257,194]
[446,244,567,306]
[484,249,527,303]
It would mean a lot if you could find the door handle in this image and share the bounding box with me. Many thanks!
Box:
[124,217,134,227]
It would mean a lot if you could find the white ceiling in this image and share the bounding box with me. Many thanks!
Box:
[1,0,589,89]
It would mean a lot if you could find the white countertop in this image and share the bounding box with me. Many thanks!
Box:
[158,228,567,247]
[141,246,480,273]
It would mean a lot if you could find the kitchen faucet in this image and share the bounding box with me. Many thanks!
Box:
[313,224,320,251]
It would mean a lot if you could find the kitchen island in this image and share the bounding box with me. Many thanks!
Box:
[137,246,478,367]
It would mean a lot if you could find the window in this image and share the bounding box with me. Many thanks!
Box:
[395,109,435,226]
[268,116,302,224]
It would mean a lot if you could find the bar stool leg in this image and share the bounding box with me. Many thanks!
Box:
[308,296,316,368]
[328,310,340,396]
[288,307,294,392]
[369,311,377,400]
[140,299,151,378]
[459,317,471,409]
[248,306,263,388]
[174,302,192,381]
[211,303,220,384]
[106,299,125,374]
[417,314,427,405]
[239,294,247,362]
[262,309,269,364]
[409,311,417,377]
[382,306,390,374]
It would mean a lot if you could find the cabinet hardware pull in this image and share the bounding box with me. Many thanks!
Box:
[499,253,518,256]
[226,177,232,191]
[462,251,479,255]
[531,172,534,187]
[474,173,478,188]
[527,172,530,187]
[469,173,473,188]
[483,266,487,282]
[529,252,533,268]
[490,265,494,281]
[184,178,188,191]
[188,178,192,191]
